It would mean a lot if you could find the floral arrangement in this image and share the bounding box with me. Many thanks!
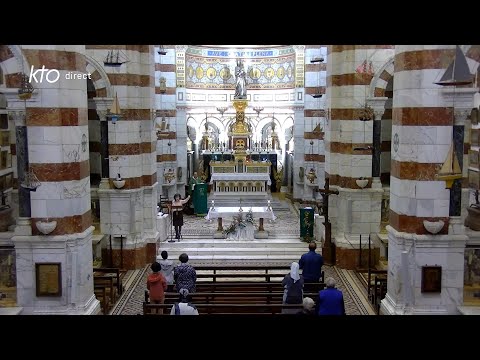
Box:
[224,208,256,236]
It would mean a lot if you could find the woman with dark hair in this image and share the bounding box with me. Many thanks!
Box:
[171,193,190,240]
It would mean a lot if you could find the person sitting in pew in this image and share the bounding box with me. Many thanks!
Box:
[282,262,304,314]
[316,277,346,316]
[170,288,199,315]
[296,297,316,316]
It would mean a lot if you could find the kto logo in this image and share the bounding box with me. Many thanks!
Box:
[28,65,92,84]
[29,65,60,84]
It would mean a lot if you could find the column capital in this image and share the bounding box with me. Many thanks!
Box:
[92,97,114,121]
[8,110,26,126]
[366,97,389,119]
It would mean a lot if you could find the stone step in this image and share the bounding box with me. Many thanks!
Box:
[157,247,306,255]
[158,239,307,247]
[156,254,304,261]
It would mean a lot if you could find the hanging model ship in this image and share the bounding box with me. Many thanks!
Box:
[436,143,462,189]
[434,45,473,188]
[104,50,128,67]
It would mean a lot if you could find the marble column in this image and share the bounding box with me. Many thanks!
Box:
[92,98,113,190]
[325,45,394,269]
[12,45,99,314]
[95,46,159,269]
[381,45,467,315]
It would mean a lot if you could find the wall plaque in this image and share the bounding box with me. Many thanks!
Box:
[421,265,442,293]
[35,263,62,297]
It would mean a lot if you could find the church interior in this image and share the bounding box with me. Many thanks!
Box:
[0,44,480,315]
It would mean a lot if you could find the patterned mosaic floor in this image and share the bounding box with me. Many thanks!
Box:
[179,197,301,237]
[111,264,374,315]
[110,196,375,315]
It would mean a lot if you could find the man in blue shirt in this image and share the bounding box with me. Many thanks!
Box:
[299,242,324,287]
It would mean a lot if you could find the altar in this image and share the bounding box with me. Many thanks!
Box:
[209,166,271,200]
[206,206,276,239]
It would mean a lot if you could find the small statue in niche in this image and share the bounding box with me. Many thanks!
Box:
[159,77,167,94]
[299,167,305,182]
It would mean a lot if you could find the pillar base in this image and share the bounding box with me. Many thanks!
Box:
[382,225,467,315]
[254,230,269,239]
[99,178,110,189]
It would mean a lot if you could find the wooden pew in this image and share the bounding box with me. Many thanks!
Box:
[143,302,304,315]
[161,291,320,304]
[145,281,325,302]
[367,269,387,303]
[94,285,109,315]
[94,276,116,314]
[93,267,125,295]
[194,265,325,283]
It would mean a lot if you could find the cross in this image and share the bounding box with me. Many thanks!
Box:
[315,177,339,266]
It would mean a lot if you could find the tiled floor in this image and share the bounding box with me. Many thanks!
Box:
[111,264,373,315]
[110,196,376,315]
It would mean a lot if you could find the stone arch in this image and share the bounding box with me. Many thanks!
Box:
[369,56,395,98]
[0,45,30,89]
[84,54,113,98]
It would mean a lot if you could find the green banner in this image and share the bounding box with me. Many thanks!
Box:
[300,207,315,241]
[193,183,208,216]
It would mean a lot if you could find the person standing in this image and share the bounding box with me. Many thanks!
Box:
[281,262,304,314]
[171,193,190,241]
[316,277,346,316]
[188,171,201,197]
[188,171,201,215]
[146,262,168,314]
[173,253,197,293]
[159,250,175,292]
[299,242,324,292]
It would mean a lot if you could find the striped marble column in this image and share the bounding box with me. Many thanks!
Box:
[12,45,100,314]
[325,45,393,269]
[154,46,183,200]
[95,46,157,269]
[381,45,468,315]
[302,45,327,201]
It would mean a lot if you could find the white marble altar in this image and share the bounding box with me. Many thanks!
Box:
[209,173,271,200]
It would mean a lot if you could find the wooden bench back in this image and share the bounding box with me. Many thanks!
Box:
[143,302,304,315]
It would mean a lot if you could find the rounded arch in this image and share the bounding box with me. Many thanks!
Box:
[283,116,294,130]
[84,53,113,98]
[0,45,30,89]
[465,45,480,74]
[369,55,395,98]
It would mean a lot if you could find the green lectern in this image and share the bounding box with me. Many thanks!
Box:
[193,182,208,216]
[300,207,315,241]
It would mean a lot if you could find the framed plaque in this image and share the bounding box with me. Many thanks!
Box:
[35,263,62,297]
[421,265,442,293]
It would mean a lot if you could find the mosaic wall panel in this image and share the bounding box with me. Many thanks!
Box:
[185,46,296,90]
